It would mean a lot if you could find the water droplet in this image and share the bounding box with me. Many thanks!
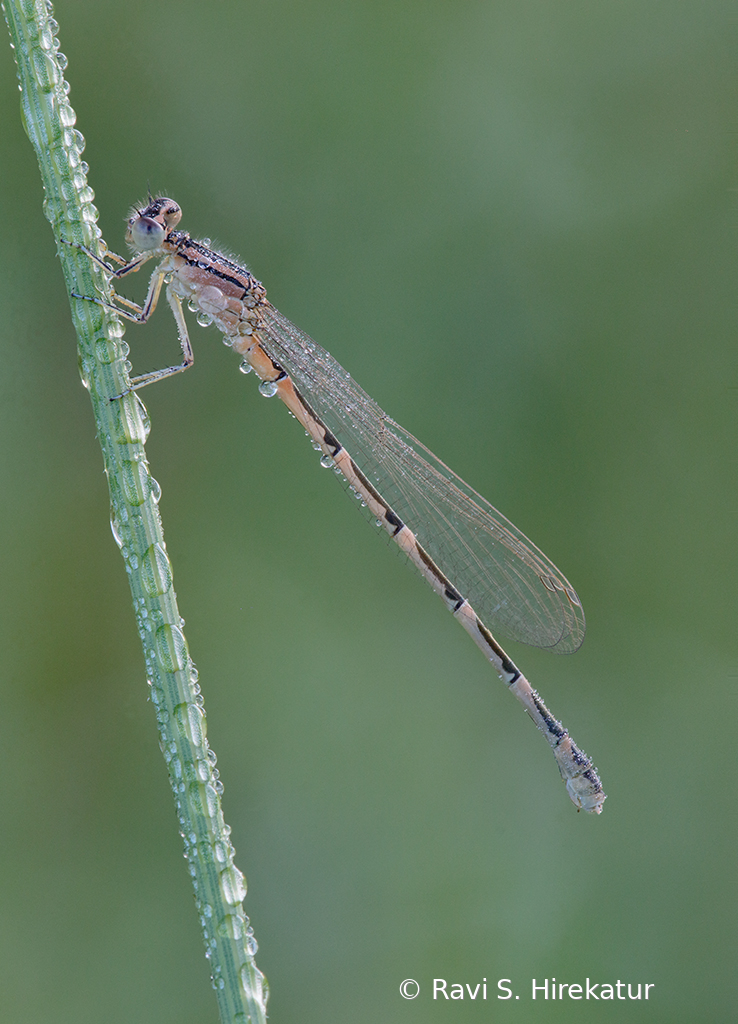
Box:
[196,311,213,327]
[148,682,166,706]
[78,363,91,390]
[80,202,98,227]
[34,49,60,88]
[123,548,139,571]
[149,475,162,503]
[152,700,167,726]
[94,338,116,365]
[239,359,252,374]
[115,392,150,443]
[120,458,149,506]
[68,127,84,152]
[220,865,247,905]
[190,780,219,819]
[216,914,244,939]
[56,50,68,70]
[42,198,58,224]
[110,512,124,549]
[320,454,334,468]
[155,623,189,673]
[198,285,226,314]
[258,380,278,398]
[212,840,229,865]
[58,101,76,127]
[141,542,173,596]
[240,964,269,1007]
[173,702,206,747]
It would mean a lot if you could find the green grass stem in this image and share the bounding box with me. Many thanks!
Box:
[2,2,268,1021]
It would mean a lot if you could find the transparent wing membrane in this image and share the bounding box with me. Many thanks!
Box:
[259,305,585,653]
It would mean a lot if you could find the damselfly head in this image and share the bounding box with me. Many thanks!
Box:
[126,196,182,252]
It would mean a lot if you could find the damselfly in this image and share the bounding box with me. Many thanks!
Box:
[73,197,606,813]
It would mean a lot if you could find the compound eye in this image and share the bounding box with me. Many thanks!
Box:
[161,201,182,228]
[128,214,166,252]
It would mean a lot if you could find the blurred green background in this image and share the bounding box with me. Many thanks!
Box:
[0,1,735,1021]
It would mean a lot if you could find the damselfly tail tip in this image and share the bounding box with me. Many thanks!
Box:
[566,773,606,814]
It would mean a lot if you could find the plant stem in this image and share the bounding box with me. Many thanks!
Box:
[2,2,268,1020]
